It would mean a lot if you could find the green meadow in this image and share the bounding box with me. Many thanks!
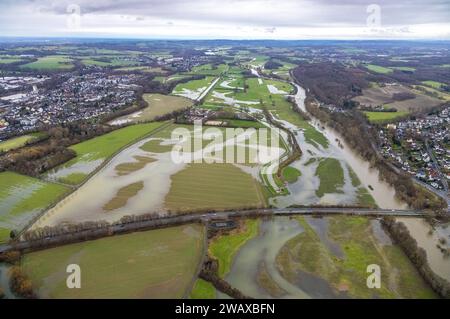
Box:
[0,172,69,243]
[282,166,301,184]
[173,76,216,94]
[110,94,192,125]
[188,64,228,76]
[422,80,447,89]
[21,56,74,70]
[365,64,393,74]
[203,69,328,148]
[165,163,267,212]
[190,279,216,299]
[70,122,166,161]
[47,122,166,185]
[0,133,44,152]
[209,219,260,278]
[276,217,437,299]
[81,57,140,67]
[0,56,25,64]
[364,111,409,123]
[390,66,416,72]
[315,158,344,197]
[22,224,205,298]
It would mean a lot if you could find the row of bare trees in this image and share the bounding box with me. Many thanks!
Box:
[0,251,35,299]
[0,121,117,176]
[263,107,302,183]
[199,257,253,299]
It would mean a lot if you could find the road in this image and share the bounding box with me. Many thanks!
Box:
[196,77,220,102]
[0,207,430,254]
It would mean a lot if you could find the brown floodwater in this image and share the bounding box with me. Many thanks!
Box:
[288,82,449,282]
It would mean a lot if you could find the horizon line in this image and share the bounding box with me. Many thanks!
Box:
[1,35,450,42]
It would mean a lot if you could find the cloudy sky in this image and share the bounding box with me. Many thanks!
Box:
[0,0,449,39]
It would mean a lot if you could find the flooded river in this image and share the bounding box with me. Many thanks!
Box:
[277,83,406,210]
[220,216,419,299]
[397,218,450,281]
[32,127,281,228]
[219,73,449,295]
[287,81,449,282]
[218,217,309,299]
[30,70,449,284]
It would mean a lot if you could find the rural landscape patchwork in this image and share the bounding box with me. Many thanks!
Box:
[0,0,449,304]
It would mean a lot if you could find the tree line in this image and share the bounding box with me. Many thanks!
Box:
[0,251,35,299]
[0,122,116,176]
[293,62,369,108]
[199,257,253,299]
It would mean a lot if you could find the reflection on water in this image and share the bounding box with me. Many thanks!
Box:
[44,159,103,183]
[33,128,277,228]
[222,217,402,299]
[223,75,449,296]
[0,182,42,231]
[0,263,17,299]
[30,75,450,285]
[371,219,393,246]
[273,84,407,210]
[218,217,310,299]
[293,269,349,299]
[285,83,449,282]
[305,217,344,258]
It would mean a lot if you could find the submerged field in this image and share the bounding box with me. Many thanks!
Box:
[219,217,436,299]
[172,76,216,100]
[35,123,273,227]
[276,217,436,298]
[22,224,205,298]
[263,59,297,79]
[0,172,69,243]
[315,158,344,197]
[45,122,167,185]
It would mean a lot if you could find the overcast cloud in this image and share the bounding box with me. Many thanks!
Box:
[0,0,449,39]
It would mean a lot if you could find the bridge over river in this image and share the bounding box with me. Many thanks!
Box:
[0,207,431,254]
